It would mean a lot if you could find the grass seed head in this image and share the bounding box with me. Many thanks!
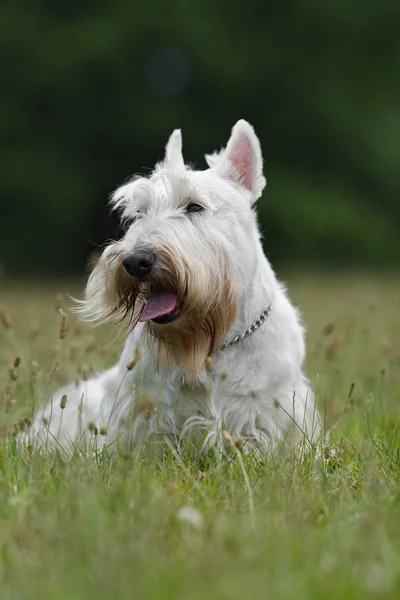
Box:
[19,417,31,431]
[348,382,355,398]
[0,309,12,329]
[80,365,89,380]
[8,364,18,381]
[31,361,39,375]
[59,311,69,340]
[127,345,141,370]
[68,343,80,360]
[85,339,96,353]
[205,356,213,372]
[2,383,11,403]
[323,322,335,336]
[145,405,157,419]
[234,437,246,450]
[223,430,233,442]
[60,394,68,409]
[52,359,60,377]
[55,293,65,311]
[126,358,137,371]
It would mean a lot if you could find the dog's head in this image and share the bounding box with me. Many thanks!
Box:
[77,120,266,376]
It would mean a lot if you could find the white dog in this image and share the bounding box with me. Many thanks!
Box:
[25,120,320,455]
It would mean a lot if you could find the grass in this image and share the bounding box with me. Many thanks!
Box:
[1,272,400,599]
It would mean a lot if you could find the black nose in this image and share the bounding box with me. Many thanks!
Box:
[122,250,155,279]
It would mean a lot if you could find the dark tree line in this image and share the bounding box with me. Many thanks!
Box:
[1,0,399,274]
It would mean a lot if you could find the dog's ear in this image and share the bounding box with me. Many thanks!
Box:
[206,120,266,202]
[164,129,185,169]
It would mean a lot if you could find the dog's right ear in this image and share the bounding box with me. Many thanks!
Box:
[206,120,266,203]
[164,129,185,169]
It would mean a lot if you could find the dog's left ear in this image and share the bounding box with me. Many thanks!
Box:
[164,129,185,169]
[207,120,266,202]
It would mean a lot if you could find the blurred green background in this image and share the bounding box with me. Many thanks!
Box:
[1,0,399,275]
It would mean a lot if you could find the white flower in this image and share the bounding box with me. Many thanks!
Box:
[176,506,204,530]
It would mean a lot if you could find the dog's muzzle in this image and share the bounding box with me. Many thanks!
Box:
[122,250,181,324]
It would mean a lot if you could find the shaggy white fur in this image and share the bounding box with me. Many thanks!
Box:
[24,120,321,455]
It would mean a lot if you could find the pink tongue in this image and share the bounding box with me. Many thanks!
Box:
[140,291,178,322]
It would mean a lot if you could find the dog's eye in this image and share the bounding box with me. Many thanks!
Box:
[186,203,204,214]
[131,211,142,223]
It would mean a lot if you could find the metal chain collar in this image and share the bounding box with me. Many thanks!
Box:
[219,304,272,351]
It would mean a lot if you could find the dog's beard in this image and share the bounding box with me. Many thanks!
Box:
[76,244,237,379]
[152,268,236,381]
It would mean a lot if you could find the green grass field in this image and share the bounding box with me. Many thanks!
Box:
[1,273,400,600]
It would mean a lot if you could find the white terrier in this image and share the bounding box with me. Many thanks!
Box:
[26,120,320,455]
